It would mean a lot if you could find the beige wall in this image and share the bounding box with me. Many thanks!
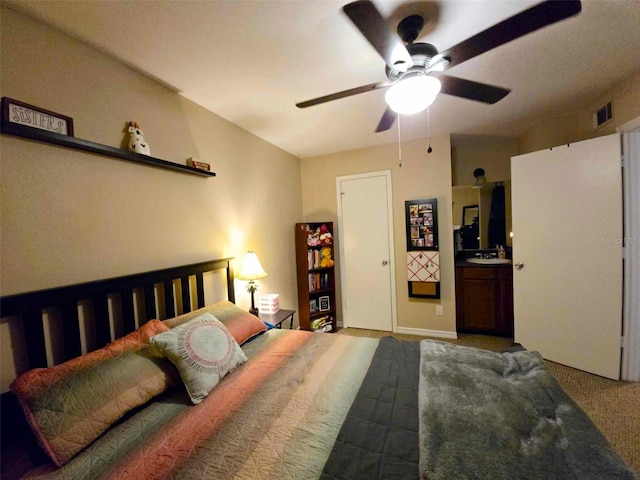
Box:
[451,138,518,186]
[518,71,640,154]
[301,135,455,333]
[0,7,302,390]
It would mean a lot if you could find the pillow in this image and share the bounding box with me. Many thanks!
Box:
[152,312,247,404]
[163,300,267,345]
[10,320,179,467]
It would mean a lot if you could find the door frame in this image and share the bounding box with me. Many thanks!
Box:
[336,170,398,332]
[618,116,640,381]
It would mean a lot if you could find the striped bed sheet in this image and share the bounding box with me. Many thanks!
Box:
[16,330,636,480]
[23,329,379,480]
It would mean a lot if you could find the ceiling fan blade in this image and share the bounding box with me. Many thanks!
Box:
[296,81,391,108]
[343,0,413,72]
[375,107,397,132]
[442,0,581,68]
[439,75,510,104]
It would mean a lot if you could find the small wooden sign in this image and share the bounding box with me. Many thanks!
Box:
[1,97,74,136]
[187,158,211,171]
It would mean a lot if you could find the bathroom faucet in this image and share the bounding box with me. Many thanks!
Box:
[475,252,497,259]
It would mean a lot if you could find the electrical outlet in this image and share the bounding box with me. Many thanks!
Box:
[436,305,444,316]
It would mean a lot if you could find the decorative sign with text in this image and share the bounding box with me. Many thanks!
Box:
[1,97,74,136]
[187,157,211,171]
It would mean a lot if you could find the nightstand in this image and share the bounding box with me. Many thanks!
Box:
[259,309,295,329]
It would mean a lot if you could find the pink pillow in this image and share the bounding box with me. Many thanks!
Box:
[10,320,179,467]
[163,301,267,345]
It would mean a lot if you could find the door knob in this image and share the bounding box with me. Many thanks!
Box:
[515,262,524,270]
[382,260,389,266]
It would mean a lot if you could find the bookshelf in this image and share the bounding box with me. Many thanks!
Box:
[294,222,337,332]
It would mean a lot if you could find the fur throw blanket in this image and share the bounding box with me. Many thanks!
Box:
[418,341,636,480]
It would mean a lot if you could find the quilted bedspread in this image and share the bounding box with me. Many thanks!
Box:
[23,329,379,480]
[17,333,636,480]
[321,336,421,480]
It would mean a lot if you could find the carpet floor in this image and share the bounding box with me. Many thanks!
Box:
[337,327,640,474]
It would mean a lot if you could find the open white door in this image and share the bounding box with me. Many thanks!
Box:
[337,171,396,331]
[511,134,622,380]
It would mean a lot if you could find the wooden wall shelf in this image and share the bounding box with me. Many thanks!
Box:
[0,121,216,178]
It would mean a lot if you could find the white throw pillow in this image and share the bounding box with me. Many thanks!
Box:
[151,312,247,404]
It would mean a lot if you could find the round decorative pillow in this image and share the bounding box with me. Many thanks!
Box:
[151,312,247,404]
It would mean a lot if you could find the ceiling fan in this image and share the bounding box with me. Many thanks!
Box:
[296,0,582,132]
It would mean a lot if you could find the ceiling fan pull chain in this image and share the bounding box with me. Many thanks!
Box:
[397,113,403,167]
[427,108,433,154]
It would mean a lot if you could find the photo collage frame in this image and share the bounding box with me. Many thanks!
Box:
[405,198,440,299]
[405,198,438,251]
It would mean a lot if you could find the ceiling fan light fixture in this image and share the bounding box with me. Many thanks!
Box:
[385,75,441,115]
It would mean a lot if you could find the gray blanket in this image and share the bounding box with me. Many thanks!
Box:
[418,340,637,480]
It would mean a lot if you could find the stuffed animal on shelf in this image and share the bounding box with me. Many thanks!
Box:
[127,121,151,156]
[319,246,334,268]
[307,227,321,247]
[319,224,333,245]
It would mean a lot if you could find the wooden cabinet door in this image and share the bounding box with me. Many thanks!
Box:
[463,279,497,331]
[456,266,513,336]
[496,268,514,336]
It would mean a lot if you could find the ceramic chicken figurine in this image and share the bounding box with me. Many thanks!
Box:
[127,121,150,156]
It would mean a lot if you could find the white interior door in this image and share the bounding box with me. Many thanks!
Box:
[337,171,396,331]
[511,134,622,379]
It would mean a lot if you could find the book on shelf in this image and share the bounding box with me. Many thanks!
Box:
[308,272,329,292]
[307,250,322,269]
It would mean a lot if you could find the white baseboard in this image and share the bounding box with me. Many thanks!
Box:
[396,326,458,339]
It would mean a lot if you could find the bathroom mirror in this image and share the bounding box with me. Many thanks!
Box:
[462,205,479,226]
[453,181,512,251]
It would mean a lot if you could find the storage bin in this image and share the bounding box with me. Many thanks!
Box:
[258,294,280,314]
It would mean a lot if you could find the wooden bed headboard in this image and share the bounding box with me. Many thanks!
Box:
[0,258,235,371]
[0,257,235,458]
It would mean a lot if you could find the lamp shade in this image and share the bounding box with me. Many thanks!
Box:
[237,251,267,281]
[385,75,441,115]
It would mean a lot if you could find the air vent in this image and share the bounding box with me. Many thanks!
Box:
[593,102,613,129]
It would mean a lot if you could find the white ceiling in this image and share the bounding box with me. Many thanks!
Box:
[6,0,640,158]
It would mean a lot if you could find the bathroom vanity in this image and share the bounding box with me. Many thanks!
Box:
[455,260,513,337]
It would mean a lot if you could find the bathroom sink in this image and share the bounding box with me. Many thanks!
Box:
[466,258,512,265]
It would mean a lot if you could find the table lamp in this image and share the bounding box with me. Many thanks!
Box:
[237,251,267,315]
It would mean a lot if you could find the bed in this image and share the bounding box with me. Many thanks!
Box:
[0,258,636,479]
